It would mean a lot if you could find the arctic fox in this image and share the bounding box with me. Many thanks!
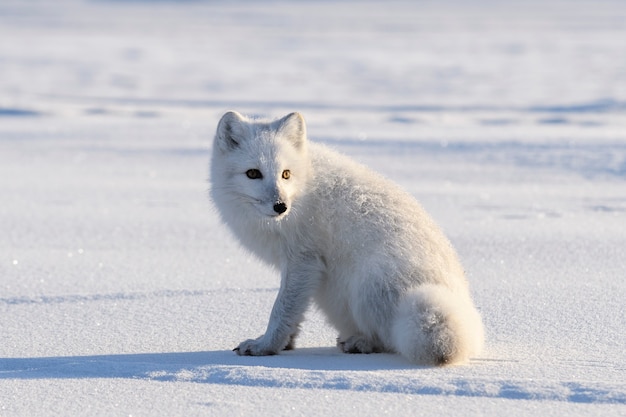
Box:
[210,111,484,365]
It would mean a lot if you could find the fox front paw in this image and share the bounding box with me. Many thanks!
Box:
[233,339,278,356]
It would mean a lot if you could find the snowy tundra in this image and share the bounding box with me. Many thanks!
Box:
[0,0,625,416]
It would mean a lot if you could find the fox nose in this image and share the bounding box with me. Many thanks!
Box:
[273,202,288,214]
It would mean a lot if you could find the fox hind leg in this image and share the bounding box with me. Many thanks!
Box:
[337,334,385,354]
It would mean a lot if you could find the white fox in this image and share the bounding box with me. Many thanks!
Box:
[210,111,484,365]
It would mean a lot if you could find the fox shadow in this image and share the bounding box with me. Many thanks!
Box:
[2,350,614,403]
[0,347,414,382]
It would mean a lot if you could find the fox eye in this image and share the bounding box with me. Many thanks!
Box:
[246,169,263,179]
[282,170,291,180]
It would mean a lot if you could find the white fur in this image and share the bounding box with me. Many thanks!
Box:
[210,111,484,365]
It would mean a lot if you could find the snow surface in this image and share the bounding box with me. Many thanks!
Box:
[1,0,625,415]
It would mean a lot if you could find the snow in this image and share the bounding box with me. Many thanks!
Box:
[1,0,625,415]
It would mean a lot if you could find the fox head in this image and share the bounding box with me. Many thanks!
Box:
[210,111,311,224]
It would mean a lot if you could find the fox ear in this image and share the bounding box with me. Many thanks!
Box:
[275,112,307,149]
[215,111,247,152]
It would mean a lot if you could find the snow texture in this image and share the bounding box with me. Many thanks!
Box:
[1,0,625,416]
